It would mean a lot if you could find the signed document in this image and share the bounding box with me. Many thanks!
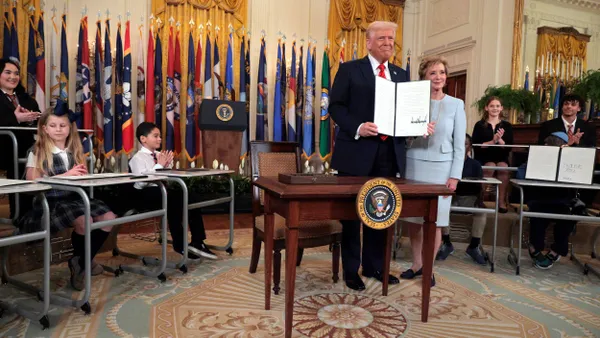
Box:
[374,78,431,137]
[557,147,595,184]
[525,146,560,181]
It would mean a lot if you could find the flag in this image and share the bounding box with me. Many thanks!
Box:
[2,8,10,59]
[137,25,146,127]
[94,20,104,146]
[302,44,314,160]
[76,16,93,155]
[553,82,560,112]
[56,14,68,116]
[273,40,283,141]
[213,33,221,99]
[295,44,304,143]
[239,35,248,162]
[194,31,203,163]
[312,45,316,101]
[103,19,114,156]
[333,43,345,144]
[203,32,212,99]
[165,26,175,152]
[256,36,268,141]
[49,15,59,109]
[123,20,133,154]
[286,41,297,141]
[406,54,411,81]
[319,48,331,163]
[27,13,36,97]
[185,30,196,162]
[174,29,182,155]
[154,29,163,129]
[224,32,234,101]
[9,4,19,62]
[145,25,155,123]
[280,41,287,141]
[352,43,357,60]
[114,22,124,153]
[524,68,530,92]
[35,11,46,113]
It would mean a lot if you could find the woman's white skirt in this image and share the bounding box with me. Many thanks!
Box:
[403,158,453,227]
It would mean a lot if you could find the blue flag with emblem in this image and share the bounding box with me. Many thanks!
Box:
[302,44,314,160]
[256,36,268,141]
[185,30,196,162]
[114,22,124,153]
[225,32,234,101]
[273,40,283,141]
[154,30,163,130]
[103,19,114,156]
[56,14,69,116]
[9,4,19,62]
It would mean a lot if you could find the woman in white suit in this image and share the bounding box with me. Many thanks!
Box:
[400,56,466,285]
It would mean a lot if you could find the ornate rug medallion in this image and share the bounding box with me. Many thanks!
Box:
[294,293,408,337]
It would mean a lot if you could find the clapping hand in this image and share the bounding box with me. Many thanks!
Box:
[65,164,88,176]
[568,128,584,146]
[157,150,174,167]
[493,128,505,145]
[14,105,40,123]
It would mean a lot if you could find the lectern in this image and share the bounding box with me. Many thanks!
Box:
[198,99,248,170]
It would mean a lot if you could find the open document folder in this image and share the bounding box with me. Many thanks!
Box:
[374,78,431,137]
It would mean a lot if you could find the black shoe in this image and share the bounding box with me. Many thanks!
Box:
[499,207,508,214]
[400,268,423,279]
[344,273,366,291]
[431,274,436,287]
[362,270,400,285]
[190,242,218,260]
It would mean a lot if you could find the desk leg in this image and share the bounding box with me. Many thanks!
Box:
[264,211,274,311]
[421,198,437,322]
[284,201,300,338]
[382,226,393,296]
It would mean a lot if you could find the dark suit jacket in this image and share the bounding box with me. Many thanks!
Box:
[0,91,40,172]
[537,117,596,147]
[329,57,408,176]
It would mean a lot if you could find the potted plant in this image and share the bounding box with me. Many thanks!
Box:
[474,85,541,123]
[573,69,600,118]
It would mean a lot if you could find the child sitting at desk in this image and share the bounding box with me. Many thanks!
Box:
[437,134,488,264]
[517,131,578,270]
[129,122,216,260]
[16,109,116,291]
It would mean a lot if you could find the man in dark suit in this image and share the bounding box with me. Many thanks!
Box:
[538,93,596,147]
[329,21,407,291]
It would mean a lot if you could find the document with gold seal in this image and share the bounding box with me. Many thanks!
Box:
[356,178,402,230]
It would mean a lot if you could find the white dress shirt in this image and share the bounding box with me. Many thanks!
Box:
[561,116,577,134]
[355,54,391,139]
[26,146,70,174]
[129,146,171,189]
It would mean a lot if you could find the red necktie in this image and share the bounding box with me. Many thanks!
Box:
[377,64,388,141]
[567,124,574,138]
[152,152,158,164]
[6,93,18,108]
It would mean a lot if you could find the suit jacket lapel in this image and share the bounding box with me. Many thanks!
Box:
[389,65,402,82]
[359,57,375,90]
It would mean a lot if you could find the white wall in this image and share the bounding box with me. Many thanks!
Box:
[403,0,514,133]
[247,0,330,143]
[42,0,150,119]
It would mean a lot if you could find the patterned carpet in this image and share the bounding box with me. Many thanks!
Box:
[1,228,600,337]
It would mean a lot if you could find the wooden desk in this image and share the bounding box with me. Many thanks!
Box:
[253,176,453,338]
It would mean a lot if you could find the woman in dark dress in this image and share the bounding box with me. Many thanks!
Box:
[472,96,513,213]
[0,58,41,217]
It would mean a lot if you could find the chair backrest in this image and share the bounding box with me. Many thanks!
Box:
[250,141,301,210]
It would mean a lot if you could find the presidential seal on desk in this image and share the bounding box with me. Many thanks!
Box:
[216,103,234,122]
[357,178,402,230]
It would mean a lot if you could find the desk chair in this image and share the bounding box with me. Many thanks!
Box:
[249,141,342,294]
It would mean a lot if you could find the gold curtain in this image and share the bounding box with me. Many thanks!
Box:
[536,27,589,78]
[0,0,42,87]
[152,0,247,165]
[326,0,404,79]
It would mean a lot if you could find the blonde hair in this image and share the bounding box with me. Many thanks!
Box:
[418,55,449,80]
[33,109,85,175]
[366,21,398,39]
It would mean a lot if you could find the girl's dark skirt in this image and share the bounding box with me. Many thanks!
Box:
[15,193,112,234]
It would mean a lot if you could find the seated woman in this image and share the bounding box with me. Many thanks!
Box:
[472,96,513,213]
[0,58,41,218]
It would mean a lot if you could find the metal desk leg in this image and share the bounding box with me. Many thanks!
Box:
[491,184,499,273]
[507,186,523,275]
[591,227,600,259]
[206,177,235,254]
[0,193,51,328]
